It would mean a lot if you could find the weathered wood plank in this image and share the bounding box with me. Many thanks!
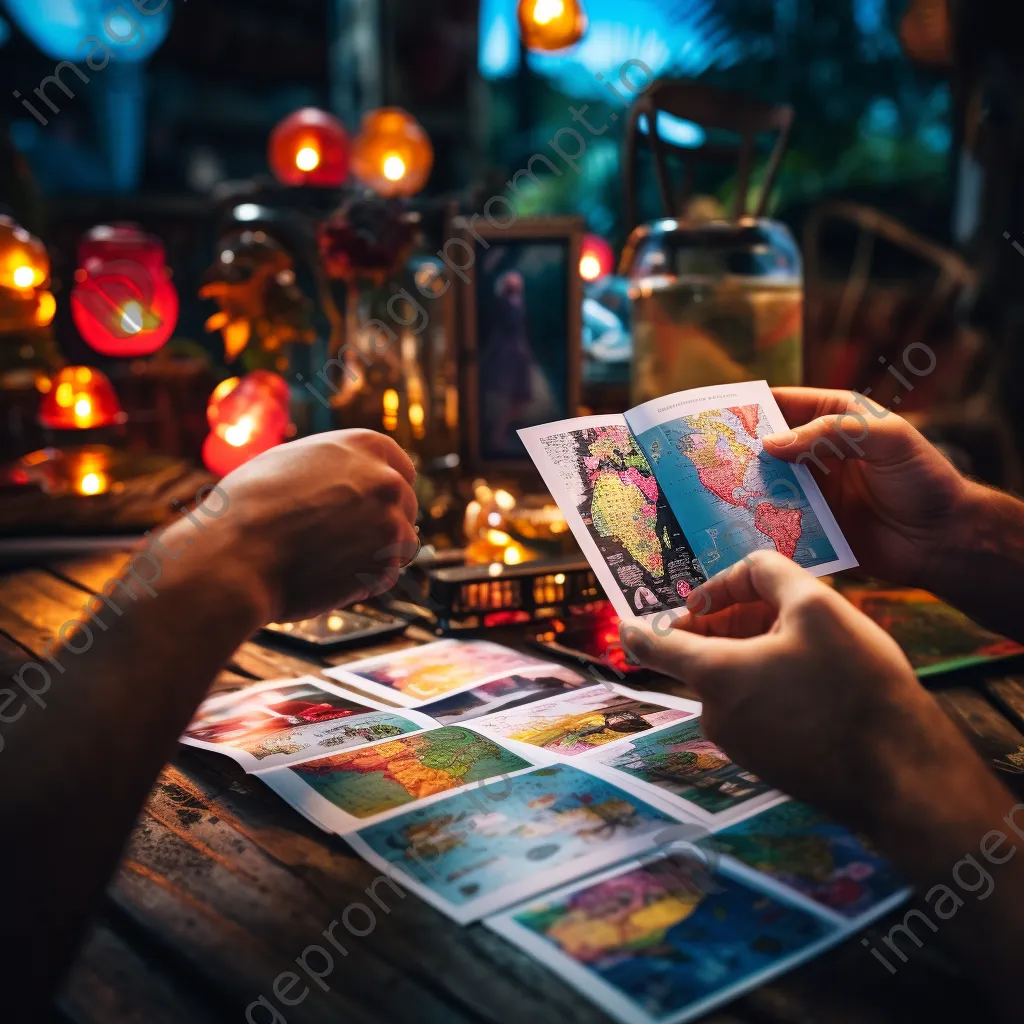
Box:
[58,923,225,1024]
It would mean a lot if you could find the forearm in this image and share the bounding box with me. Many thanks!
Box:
[0,521,267,1016]
[865,750,1024,1018]
[918,481,1024,643]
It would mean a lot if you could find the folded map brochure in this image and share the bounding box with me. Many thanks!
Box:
[181,643,907,1024]
[518,380,858,622]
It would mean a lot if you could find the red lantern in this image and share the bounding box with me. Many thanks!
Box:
[579,233,614,282]
[37,366,125,430]
[203,371,290,475]
[71,224,179,358]
[268,108,350,188]
[351,108,433,198]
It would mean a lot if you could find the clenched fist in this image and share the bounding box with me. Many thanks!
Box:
[164,429,419,623]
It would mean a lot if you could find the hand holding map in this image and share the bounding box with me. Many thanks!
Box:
[519,381,857,621]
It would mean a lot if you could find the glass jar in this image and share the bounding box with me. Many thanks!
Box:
[623,218,803,403]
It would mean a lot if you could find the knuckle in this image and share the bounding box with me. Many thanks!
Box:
[789,587,836,621]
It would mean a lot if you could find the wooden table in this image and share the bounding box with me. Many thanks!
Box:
[0,552,1006,1024]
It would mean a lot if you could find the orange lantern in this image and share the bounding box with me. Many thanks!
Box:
[71,224,179,357]
[516,0,587,51]
[579,233,614,282]
[268,108,350,188]
[203,371,290,475]
[37,366,125,430]
[351,108,433,198]
[0,215,56,331]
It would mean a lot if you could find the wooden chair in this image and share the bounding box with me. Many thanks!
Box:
[623,79,794,233]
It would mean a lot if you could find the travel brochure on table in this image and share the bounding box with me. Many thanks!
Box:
[180,639,908,1024]
[517,380,857,622]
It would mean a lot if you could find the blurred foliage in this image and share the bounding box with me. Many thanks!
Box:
[483,0,952,246]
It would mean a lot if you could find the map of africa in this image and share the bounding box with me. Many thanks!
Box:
[539,425,705,614]
[293,725,530,818]
[634,404,837,577]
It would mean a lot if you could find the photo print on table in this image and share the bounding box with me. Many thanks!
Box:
[347,763,680,923]
[488,851,839,1024]
[180,677,434,772]
[325,639,548,707]
[585,717,781,824]
[469,684,700,758]
[260,725,533,833]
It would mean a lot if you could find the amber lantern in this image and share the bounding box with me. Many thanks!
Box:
[268,108,350,188]
[37,366,125,430]
[0,215,56,331]
[71,224,179,358]
[351,108,433,198]
[516,0,588,51]
[579,233,614,282]
[202,371,290,475]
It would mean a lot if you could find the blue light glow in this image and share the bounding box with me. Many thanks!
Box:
[478,0,740,96]
[2,0,172,62]
[637,111,706,148]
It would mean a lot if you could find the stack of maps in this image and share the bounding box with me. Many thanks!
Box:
[182,638,908,1024]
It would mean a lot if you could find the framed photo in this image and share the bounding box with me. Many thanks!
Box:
[457,216,582,473]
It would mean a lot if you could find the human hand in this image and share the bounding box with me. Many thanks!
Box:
[764,387,968,588]
[620,551,983,830]
[166,429,418,624]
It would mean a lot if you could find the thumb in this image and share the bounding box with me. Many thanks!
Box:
[619,619,733,687]
[763,400,923,469]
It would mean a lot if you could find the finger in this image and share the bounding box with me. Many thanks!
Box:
[360,430,417,485]
[765,387,926,469]
[619,618,739,686]
[396,476,418,526]
[673,602,776,639]
[687,550,821,617]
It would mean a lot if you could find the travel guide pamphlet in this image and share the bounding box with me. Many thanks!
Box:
[518,380,857,621]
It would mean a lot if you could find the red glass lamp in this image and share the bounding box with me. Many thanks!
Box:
[268,108,350,188]
[351,108,433,198]
[71,224,179,357]
[516,0,588,51]
[203,371,291,475]
[37,366,125,430]
[579,233,614,282]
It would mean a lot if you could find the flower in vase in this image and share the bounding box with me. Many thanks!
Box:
[200,230,315,361]
[317,197,419,286]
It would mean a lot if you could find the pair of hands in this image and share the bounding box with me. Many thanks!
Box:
[169,387,985,828]
[622,387,987,826]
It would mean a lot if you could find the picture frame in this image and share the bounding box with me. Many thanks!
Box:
[456,215,583,474]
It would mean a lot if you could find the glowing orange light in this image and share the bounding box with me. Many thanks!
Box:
[37,366,124,430]
[579,233,614,281]
[0,217,49,292]
[517,0,587,50]
[203,370,291,475]
[268,108,350,188]
[35,290,56,327]
[351,108,433,198]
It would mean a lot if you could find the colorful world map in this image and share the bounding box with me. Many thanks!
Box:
[514,856,832,1017]
[540,425,704,613]
[294,726,530,818]
[635,404,838,577]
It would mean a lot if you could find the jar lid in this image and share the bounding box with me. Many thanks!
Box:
[621,217,801,283]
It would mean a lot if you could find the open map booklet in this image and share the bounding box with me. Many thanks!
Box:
[519,380,857,621]
[181,644,906,1024]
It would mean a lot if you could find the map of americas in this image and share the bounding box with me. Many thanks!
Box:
[679,405,803,557]
[640,404,837,575]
